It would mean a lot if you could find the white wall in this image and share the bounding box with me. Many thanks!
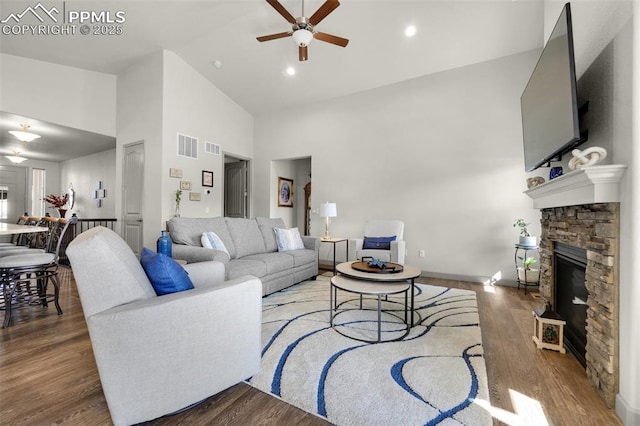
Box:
[60,149,116,218]
[161,51,253,223]
[116,51,164,246]
[0,53,116,136]
[543,1,638,422]
[255,50,541,283]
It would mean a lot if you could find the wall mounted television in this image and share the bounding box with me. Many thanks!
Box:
[521,2,587,172]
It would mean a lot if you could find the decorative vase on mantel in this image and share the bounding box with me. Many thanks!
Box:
[57,209,67,218]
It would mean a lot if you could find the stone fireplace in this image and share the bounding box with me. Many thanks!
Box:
[539,203,619,407]
[525,165,626,408]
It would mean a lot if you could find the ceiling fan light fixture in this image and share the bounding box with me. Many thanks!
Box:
[5,151,27,164]
[8,124,41,143]
[292,29,313,46]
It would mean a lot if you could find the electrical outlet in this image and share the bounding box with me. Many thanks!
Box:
[419,249,425,258]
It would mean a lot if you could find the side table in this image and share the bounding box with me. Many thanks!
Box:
[320,237,348,275]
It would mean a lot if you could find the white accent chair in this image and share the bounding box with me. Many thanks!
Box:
[67,226,262,426]
[348,220,406,264]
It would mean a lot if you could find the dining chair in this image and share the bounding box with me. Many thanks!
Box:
[0,217,77,327]
[0,214,31,247]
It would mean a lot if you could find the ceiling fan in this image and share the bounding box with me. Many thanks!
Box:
[257,0,349,62]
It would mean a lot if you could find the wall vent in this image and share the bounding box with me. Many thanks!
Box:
[177,133,198,159]
[204,141,221,155]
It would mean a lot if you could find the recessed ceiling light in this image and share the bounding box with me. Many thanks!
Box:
[213,60,223,69]
[285,67,296,76]
[405,25,417,38]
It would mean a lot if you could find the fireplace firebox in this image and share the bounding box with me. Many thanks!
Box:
[553,242,588,366]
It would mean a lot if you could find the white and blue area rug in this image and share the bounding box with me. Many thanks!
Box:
[247,276,491,426]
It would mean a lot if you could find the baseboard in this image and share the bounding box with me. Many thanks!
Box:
[420,270,519,288]
[616,393,640,425]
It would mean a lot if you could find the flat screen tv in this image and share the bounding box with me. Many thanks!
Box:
[521,2,586,172]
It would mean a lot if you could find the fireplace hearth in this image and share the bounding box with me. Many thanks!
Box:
[553,242,588,366]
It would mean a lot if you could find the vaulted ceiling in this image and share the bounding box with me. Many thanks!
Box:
[0,0,544,160]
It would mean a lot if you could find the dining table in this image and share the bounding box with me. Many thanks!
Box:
[0,222,49,236]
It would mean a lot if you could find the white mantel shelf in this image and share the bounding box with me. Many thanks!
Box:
[524,164,628,209]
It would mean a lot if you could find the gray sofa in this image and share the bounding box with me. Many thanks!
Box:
[168,216,319,295]
[67,226,262,426]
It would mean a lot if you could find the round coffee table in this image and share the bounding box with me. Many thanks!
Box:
[330,261,422,343]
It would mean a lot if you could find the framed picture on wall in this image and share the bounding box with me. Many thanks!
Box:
[278,177,294,208]
[202,170,214,187]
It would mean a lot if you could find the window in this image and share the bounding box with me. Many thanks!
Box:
[32,169,46,217]
[0,186,7,220]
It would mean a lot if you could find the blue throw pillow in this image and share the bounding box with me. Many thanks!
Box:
[140,247,194,296]
[362,236,397,250]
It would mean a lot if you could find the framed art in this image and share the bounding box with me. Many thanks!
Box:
[169,168,183,178]
[278,177,294,208]
[202,170,214,187]
[180,180,192,191]
[189,192,201,201]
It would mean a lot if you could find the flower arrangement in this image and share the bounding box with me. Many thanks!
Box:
[43,193,69,208]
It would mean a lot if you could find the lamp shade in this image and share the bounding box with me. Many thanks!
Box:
[319,202,337,218]
[292,29,313,47]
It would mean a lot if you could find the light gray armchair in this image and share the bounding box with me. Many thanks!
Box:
[348,219,406,264]
[67,226,262,426]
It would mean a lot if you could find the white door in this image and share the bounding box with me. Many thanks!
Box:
[122,142,144,256]
[0,165,27,223]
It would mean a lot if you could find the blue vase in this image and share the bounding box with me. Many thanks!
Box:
[156,231,172,258]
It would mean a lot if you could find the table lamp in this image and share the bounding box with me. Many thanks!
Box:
[319,202,337,240]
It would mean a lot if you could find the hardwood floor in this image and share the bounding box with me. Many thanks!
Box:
[0,267,622,425]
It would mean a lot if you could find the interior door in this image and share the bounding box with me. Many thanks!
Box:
[224,159,248,218]
[122,142,144,256]
[0,165,27,223]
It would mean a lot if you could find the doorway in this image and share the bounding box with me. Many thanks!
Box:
[224,155,250,218]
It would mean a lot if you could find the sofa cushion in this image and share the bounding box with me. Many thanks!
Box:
[225,218,266,258]
[140,248,194,296]
[244,252,295,275]
[201,232,229,256]
[363,235,396,250]
[66,226,157,318]
[256,217,286,252]
[274,227,305,251]
[168,217,236,258]
[227,258,268,280]
[283,248,317,267]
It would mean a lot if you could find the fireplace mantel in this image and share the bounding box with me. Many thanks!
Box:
[524,164,627,209]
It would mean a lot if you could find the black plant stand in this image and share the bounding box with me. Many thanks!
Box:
[514,244,540,295]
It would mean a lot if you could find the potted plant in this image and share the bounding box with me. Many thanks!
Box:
[175,190,182,217]
[517,256,540,283]
[513,218,537,247]
[43,193,70,218]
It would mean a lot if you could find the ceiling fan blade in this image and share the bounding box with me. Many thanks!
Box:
[299,45,308,61]
[314,32,349,47]
[257,32,292,42]
[266,0,296,24]
[309,0,340,26]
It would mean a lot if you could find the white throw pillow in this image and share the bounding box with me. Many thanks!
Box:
[201,231,229,256]
[273,227,305,252]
